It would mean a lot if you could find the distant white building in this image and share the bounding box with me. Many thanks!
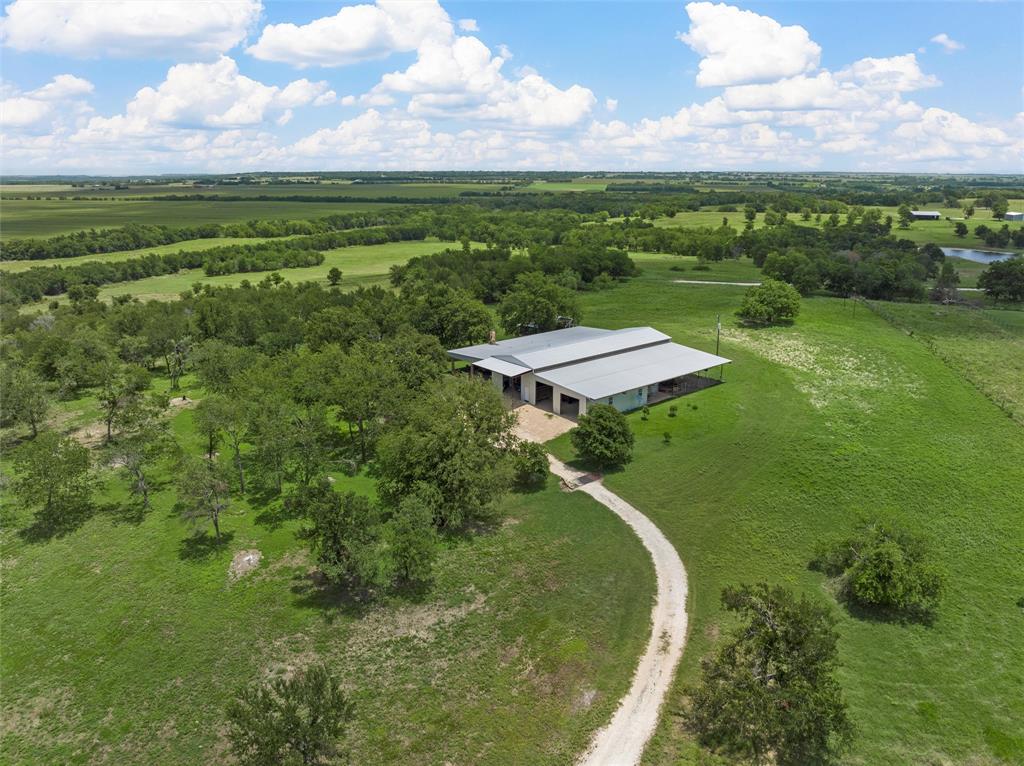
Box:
[1005,211,1024,222]
[910,210,942,221]
[448,326,730,417]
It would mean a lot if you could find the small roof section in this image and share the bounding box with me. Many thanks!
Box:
[473,356,530,378]
[536,342,730,400]
[448,326,614,364]
[910,210,941,215]
[512,327,669,371]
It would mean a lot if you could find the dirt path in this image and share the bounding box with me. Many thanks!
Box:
[547,456,689,766]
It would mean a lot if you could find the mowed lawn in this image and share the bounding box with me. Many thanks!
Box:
[549,258,1024,764]
[0,379,656,764]
[0,199,397,239]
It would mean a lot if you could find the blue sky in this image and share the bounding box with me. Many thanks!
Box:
[1,0,1021,173]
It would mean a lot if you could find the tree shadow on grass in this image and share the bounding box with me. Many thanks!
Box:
[17,500,107,543]
[810,569,938,627]
[253,497,305,532]
[178,530,235,561]
[838,596,938,628]
[289,571,374,623]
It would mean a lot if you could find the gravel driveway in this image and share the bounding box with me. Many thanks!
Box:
[546,456,689,766]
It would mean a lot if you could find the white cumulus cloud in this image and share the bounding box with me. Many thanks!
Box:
[678,1,821,87]
[837,54,940,92]
[930,33,964,53]
[71,57,333,143]
[247,0,452,67]
[0,0,261,59]
[458,18,479,32]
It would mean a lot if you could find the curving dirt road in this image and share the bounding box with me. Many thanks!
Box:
[546,456,689,766]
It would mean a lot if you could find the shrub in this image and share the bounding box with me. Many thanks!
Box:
[812,520,946,617]
[663,431,672,445]
[686,583,853,765]
[570,404,634,468]
[226,664,354,766]
[668,404,678,417]
[736,278,801,326]
[511,440,549,489]
[641,405,650,421]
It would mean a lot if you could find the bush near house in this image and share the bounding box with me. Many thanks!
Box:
[570,403,634,468]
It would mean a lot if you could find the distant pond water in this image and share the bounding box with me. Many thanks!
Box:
[941,247,1017,264]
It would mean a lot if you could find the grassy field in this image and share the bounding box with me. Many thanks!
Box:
[523,180,608,192]
[18,240,462,309]
[0,373,656,765]
[653,203,1024,253]
[548,255,1024,765]
[0,199,397,240]
[0,237,294,273]
[865,301,1024,426]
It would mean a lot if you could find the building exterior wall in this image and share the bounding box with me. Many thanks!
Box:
[521,372,535,403]
[593,387,649,412]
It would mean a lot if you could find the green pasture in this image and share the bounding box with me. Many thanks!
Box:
[653,203,1024,253]
[0,237,290,273]
[523,180,608,192]
[0,199,396,240]
[15,240,464,309]
[1,182,497,202]
[547,257,1024,765]
[0,369,655,764]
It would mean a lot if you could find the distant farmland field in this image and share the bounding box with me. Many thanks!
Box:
[0,199,398,239]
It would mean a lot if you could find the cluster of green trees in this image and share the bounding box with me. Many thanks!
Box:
[391,241,636,304]
[978,258,1024,302]
[4,274,548,591]
[740,217,945,300]
[972,223,1024,249]
[0,223,430,305]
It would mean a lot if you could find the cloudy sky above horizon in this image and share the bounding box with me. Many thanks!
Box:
[1,0,1022,174]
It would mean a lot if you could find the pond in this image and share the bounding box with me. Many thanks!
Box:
[941,247,1018,264]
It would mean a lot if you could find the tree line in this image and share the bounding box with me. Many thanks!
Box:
[0,208,420,261]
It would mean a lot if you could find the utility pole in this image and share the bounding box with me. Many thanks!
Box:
[715,313,721,356]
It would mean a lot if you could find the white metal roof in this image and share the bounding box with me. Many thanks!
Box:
[535,342,730,400]
[473,356,530,377]
[447,326,614,363]
[910,210,941,215]
[511,327,669,370]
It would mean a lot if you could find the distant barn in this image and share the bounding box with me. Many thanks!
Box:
[1005,211,1024,222]
[910,210,941,221]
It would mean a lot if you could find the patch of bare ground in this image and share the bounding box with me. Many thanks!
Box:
[573,688,599,713]
[262,633,319,682]
[0,686,77,740]
[252,548,309,583]
[227,549,262,582]
[70,421,107,448]
[348,589,487,648]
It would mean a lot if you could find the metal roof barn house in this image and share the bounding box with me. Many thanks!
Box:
[910,210,942,220]
[448,326,730,417]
